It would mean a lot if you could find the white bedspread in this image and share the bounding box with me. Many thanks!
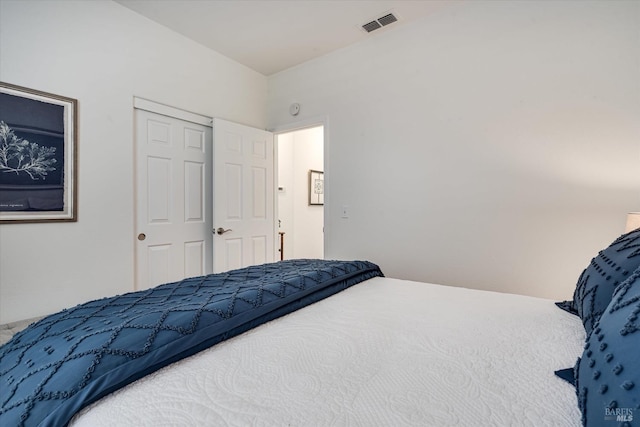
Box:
[71,277,584,426]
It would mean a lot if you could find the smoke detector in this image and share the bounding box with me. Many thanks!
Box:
[361,11,399,33]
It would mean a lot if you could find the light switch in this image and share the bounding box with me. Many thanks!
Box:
[341,205,349,219]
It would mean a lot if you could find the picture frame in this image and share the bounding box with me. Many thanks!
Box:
[308,169,324,205]
[0,82,77,222]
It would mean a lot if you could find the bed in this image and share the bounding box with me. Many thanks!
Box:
[70,276,584,427]
[1,229,639,427]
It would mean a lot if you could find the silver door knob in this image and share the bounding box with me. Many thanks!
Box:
[216,227,232,235]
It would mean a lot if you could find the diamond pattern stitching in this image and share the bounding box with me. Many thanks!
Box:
[0,259,382,427]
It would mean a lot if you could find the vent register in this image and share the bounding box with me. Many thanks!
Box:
[362,12,398,33]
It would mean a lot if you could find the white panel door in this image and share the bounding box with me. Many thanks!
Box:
[135,109,213,290]
[213,118,275,272]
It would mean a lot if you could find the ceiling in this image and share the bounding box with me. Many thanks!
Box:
[115,0,452,76]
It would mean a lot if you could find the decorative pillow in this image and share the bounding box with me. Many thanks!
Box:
[572,229,640,335]
[555,300,579,316]
[575,266,640,426]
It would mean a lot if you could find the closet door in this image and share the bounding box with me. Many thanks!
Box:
[213,118,275,272]
[135,108,212,289]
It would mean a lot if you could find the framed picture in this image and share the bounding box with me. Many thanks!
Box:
[308,170,324,205]
[0,82,77,222]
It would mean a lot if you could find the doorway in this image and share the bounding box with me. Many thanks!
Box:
[276,125,324,260]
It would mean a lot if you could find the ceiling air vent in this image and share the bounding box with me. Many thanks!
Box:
[362,20,382,33]
[377,13,398,27]
[361,12,399,33]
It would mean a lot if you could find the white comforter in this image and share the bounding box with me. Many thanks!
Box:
[71,277,584,426]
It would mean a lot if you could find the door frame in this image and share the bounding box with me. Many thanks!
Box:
[270,116,329,258]
[132,97,214,288]
[134,98,213,128]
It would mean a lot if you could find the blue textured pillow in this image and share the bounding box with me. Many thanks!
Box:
[575,266,640,426]
[572,229,640,335]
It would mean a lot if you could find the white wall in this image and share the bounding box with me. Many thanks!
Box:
[267,0,640,300]
[0,0,267,323]
[0,1,638,324]
[277,126,324,259]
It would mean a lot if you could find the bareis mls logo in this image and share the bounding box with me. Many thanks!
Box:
[604,407,633,422]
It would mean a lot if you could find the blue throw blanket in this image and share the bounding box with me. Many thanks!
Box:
[0,259,383,427]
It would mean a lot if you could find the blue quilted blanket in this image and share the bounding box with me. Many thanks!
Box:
[0,259,382,427]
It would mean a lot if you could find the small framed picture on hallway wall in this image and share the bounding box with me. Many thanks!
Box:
[0,82,77,223]
[309,170,324,205]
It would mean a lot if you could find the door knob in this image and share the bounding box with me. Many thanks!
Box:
[137,233,146,241]
[216,227,232,235]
